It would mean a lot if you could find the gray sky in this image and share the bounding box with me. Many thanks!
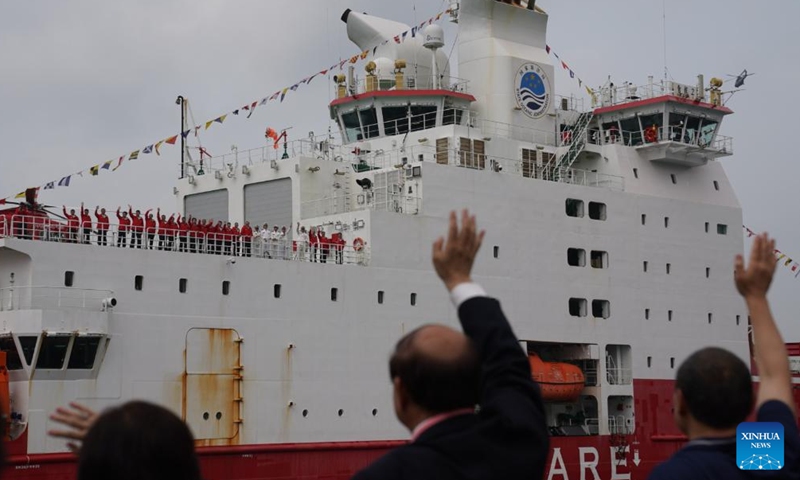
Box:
[1,0,799,340]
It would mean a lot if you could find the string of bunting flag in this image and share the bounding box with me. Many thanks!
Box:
[744,225,800,278]
[544,44,597,101]
[2,9,453,202]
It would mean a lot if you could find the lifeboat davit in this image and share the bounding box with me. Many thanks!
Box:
[528,353,585,402]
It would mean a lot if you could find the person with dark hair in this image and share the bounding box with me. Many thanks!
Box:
[115,207,129,248]
[48,401,201,480]
[649,233,800,479]
[62,206,79,243]
[79,203,92,244]
[94,207,109,247]
[128,206,144,249]
[352,210,548,480]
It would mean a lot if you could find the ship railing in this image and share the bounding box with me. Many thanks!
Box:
[608,415,632,435]
[594,78,706,108]
[0,286,114,312]
[342,74,470,98]
[301,188,422,218]
[586,126,733,154]
[3,215,371,266]
[478,118,557,146]
[605,367,632,385]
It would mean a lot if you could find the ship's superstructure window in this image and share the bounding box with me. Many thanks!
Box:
[64,271,75,287]
[493,246,499,258]
[641,214,646,225]
[714,180,720,191]
[708,313,713,324]
[68,336,101,370]
[342,110,363,143]
[179,278,188,294]
[647,356,652,368]
[645,308,650,320]
[664,217,670,228]
[569,298,587,317]
[0,337,23,370]
[378,291,384,304]
[633,168,639,179]
[222,281,230,296]
[736,315,741,326]
[592,300,610,319]
[717,224,728,235]
[668,310,673,321]
[331,288,338,302]
[588,202,606,221]
[666,263,671,274]
[410,293,417,306]
[566,199,584,218]
[705,222,710,233]
[567,248,586,267]
[134,275,143,291]
[643,261,648,272]
[670,357,675,369]
[383,106,410,136]
[605,345,631,385]
[274,284,281,298]
[359,108,379,139]
[37,335,70,369]
[442,107,464,126]
[410,105,437,132]
[19,336,36,365]
[706,267,710,278]
[670,174,677,184]
[590,251,608,269]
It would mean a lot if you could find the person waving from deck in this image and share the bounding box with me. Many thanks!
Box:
[94,207,109,246]
[649,233,800,479]
[115,207,129,248]
[352,210,548,480]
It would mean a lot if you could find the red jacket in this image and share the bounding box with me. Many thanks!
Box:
[80,212,92,229]
[116,208,130,232]
[178,220,189,236]
[95,209,109,230]
[63,207,79,230]
[222,226,232,242]
[144,211,156,234]
[231,226,241,239]
[129,208,144,232]
[241,225,253,238]
[309,232,318,245]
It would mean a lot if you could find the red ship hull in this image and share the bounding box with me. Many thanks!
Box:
[4,379,799,479]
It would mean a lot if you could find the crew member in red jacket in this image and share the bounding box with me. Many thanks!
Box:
[164,214,177,251]
[156,208,174,251]
[309,227,318,262]
[129,206,144,249]
[144,210,157,250]
[177,215,189,252]
[62,206,79,243]
[79,203,92,244]
[240,221,253,257]
[231,222,241,257]
[95,207,110,246]
[116,207,130,248]
[318,229,329,264]
[189,218,200,253]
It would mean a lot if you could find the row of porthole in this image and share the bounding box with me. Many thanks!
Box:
[298,408,379,418]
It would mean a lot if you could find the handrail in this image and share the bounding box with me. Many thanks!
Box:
[587,126,733,154]
[0,286,114,312]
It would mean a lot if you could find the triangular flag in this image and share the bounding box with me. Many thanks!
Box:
[338,59,348,69]
[394,35,401,44]
[214,114,227,124]
[182,130,191,139]
[360,50,368,60]
[373,46,378,55]
[785,258,793,266]
[76,171,83,177]
[269,91,281,101]
[561,61,568,70]
[569,70,575,79]
[792,263,799,272]
[129,150,139,160]
[166,135,178,145]
[58,175,71,187]
[89,165,99,176]
[44,182,55,190]
[307,73,319,85]
[242,104,250,111]
[233,109,239,115]
[402,31,408,41]
[776,254,786,263]
[280,87,289,102]
[436,13,442,20]
[546,45,551,54]
[205,120,213,130]
[194,126,201,136]
[553,52,560,59]
[259,98,267,105]
[412,27,417,38]
[349,55,358,64]
[102,160,112,170]
[113,156,125,171]
[290,83,300,92]
[142,145,153,154]
[14,191,25,199]
[155,141,164,156]
[320,69,329,76]
[586,86,594,96]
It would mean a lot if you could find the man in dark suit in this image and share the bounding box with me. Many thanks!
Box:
[353,210,548,480]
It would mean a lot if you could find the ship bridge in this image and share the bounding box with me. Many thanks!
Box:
[585,77,734,167]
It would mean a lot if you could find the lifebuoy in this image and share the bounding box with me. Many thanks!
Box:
[645,128,658,143]
[353,237,365,252]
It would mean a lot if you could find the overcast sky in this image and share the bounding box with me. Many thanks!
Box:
[1,0,798,340]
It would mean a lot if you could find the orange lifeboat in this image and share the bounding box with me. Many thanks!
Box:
[528,353,585,402]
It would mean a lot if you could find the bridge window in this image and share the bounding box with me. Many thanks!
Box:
[359,108,379,139]
[68,336,102,369]
[700,119,718,146]
[36,335,71,369]
[383,106,410,136]
[0,337,22,370]
[342,111,362,143]
[442,107,463,126]
[410,106,437,132]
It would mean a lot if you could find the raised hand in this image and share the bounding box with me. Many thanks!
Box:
[734,233,777,299]
[432,210,485,291]
[48,402,99,454]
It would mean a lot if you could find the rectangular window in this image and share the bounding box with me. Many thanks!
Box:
[670,357,675,369]
[274,284,281,298]
[493,246,499,258]
[708,313,713,324]
[331,287,338,302]
[643,261,648,272]
[736,315,741,326]
[378,291,384,304]
[179,278,188,294]
[410,293,417,306]
[383,106,409,136]
[713,180,720,191]
[222,281,230,296]
[668,310,673,322]
[647,356,652,368]
[566,199,585,218]
[0,337,23,370]
[592,300,610,319]
[569,298,587,317]
[664,217,670,228]
[705,222,710,233]
[666,263,671,274]
[18,336,36,366]
[590,251,608,269]
[64,271,74,287]
[641,214,646,225]
[567,248,586,267]
[588,202,607,221]
[68,336,102,370]
[670,174,677,184]
[645,308,650,320]
[134,275,143,291]
[717,224,728,235]
[633,168,639,179]
[36,336,71,369]
[706,267,710,278]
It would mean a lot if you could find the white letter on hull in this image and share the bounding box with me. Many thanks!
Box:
[578,447,600,480]
[547,447,569,480]
[609,446,631,480]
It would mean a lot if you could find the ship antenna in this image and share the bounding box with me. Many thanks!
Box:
[662,0,669,81]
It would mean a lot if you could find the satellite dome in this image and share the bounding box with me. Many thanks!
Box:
[422,24,445,49]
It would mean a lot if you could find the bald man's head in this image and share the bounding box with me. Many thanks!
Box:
[389,324,481,414]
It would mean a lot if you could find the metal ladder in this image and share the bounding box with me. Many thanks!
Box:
[554,111,594,181]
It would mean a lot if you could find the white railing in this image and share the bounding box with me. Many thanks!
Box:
[587,126,733,155]
[341,74,470,98]
[1,216,371,267]
[595,78,707,108]
[302,189,422,218]
[0,286,114,312]
[605,367,633,385]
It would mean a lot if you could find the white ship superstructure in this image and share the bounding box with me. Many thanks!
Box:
[1,1,781,479]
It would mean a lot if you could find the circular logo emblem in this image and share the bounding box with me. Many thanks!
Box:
[515,63,551,119]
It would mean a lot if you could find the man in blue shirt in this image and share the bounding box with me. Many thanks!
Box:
[650,233,799,479]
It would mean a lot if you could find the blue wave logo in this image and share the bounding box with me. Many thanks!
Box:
[519,71,547,112]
